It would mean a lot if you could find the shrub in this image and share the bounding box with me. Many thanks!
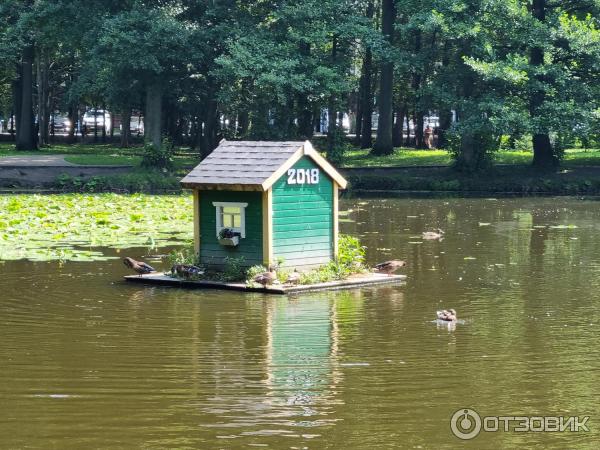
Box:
[222,256,247,281]
[141,137,174,170]
[167,243,199,267]
[246,264,267,281]
[297,234,368,285]
[337,234,366,272]
[55,170,181,193]
[326,128,348,166]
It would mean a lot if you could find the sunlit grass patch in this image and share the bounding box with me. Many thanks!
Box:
[341,147,600,168]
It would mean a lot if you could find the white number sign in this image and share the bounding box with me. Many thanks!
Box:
[287,168,320,185]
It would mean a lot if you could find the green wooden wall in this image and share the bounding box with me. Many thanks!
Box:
[199,190,263,267]
[272,157,333,267]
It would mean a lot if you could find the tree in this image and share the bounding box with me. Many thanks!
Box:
[463,0,600,169]
[372,0,396,155]
[83,5,190,149]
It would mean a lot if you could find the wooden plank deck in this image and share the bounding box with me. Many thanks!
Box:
[124,272,406,295]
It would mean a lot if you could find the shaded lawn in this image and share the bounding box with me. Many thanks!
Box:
[64,154,142,165]
[0,143,198,169]
[2,142,600,169]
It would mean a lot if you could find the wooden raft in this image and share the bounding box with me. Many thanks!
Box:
[124,272,406,295]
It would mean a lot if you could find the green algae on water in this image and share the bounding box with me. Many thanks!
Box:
[0,194,193,262]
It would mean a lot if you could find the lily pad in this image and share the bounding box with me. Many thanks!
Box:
[0,193,194,262]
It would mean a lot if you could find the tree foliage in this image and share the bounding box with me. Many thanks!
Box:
[0,0,598,170]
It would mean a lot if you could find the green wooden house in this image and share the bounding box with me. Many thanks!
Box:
[180,140,347,269]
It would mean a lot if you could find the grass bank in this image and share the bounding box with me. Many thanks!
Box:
[341,147,600,168]
[0,142,195,193]
[4,142,600,195]
[345,165,600,195]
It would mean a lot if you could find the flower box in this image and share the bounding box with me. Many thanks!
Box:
[218,236,239,247]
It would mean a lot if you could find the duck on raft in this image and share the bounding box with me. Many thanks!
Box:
[436,309,457,322]
[253,267,277,288]
[285,269,301,285]
[171,264,203,279]
[374,260,407,276]
[422,229,445,240]
[123,257,156,277]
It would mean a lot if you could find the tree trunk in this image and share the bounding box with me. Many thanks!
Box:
[12,71,21,140]
[359,47,374,149]
[101,103,107,142]
[437,109,452,149]
[297,93,313,138]
[16,46,36,151]
[327,97,337,153]
[110,113,115,139]
[372,0,395,155]
[297,43,313,139]
[145,82,163,149]
[36,50,50,147]
[393,105,405,147]
[415,112,425,148]
[412,31,425,149]
[237,109,249,137]
[120,108,131,148]
[530,0,557,169]
[437,42,452,149]
[93,104,98,142]
[201,96,218,158]
[327,36,338,155]
[359,0,375,148]
[354,90,363,144]
[67,105,77,143]
[456,132,477,172]
[454,59,489,172]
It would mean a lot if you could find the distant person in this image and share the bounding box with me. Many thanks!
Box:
[424,125,433,149]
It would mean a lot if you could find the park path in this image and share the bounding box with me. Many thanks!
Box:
[0,155,75,167]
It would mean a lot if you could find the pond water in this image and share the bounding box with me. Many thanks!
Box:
[2,196,600,449]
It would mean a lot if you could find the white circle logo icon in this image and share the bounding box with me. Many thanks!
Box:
[451,408,482,440]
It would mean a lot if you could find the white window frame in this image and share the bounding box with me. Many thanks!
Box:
[213,202,248,238]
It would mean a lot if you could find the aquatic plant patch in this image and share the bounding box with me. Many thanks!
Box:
[0,194,193,261]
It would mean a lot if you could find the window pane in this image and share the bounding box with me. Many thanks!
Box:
[223,214,233,227]
[223,206,241,214]
[233,215,241,227]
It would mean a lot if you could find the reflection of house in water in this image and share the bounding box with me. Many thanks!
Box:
[198,290,377,440]
[265,297,337,414]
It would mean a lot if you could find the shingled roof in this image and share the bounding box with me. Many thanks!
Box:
[180,140,347,191]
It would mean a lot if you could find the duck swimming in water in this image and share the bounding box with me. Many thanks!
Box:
[422,229,445,240]
[374,260,407,276]
[436,308,457,322]
[123,257,156,277]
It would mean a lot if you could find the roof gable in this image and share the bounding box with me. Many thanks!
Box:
[180,140,347,191]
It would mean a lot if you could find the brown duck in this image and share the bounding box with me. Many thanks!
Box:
[436,309,457,322]
[171,264,203,279]
[286,269,301,285]
[124,257,156,277]
[422,229,445,240]
[374,260,407,276]
[253,267,277,287]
